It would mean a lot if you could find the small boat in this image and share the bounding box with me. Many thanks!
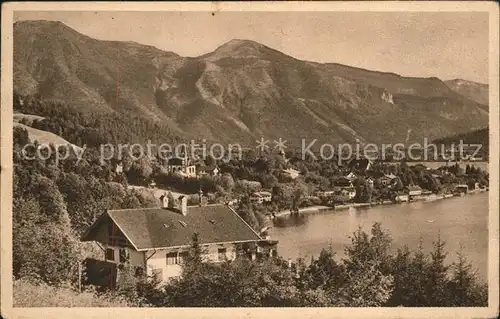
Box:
[426,219,435,223]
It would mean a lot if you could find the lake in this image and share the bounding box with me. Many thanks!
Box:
[409,161,489,172]
[269,192,489,280]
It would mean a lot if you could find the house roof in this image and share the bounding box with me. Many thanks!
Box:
[384,173,397,179]
[252,191,272,197]
[366,170,385,178]
[168,158,184,166]
[406,185,422,191]
[334,177,353,186]
[81,205,262,251]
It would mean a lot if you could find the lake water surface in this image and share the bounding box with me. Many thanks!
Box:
[269,192,489,280]
[409,161,489,172]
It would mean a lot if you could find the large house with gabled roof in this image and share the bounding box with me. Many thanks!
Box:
[81,195,278,284]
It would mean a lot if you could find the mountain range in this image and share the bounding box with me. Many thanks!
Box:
[13,20,489,147]
[444,79,489,106]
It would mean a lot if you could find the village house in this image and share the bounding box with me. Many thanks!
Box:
[316,187,355,203]
[379,173,397,186]
[404,185,422,199]
[333,177,354,188]
[455,184,469,194]
[166,157,197,178]
[333,186,356,200]
[249,191,273,204]
[81,195,278,285]
[282,168,300,179]
[395,192,409,202]
[109,158,124,174]
[315,190,335,198]
[345,172,357,182]
[343,187,357,200]
[197,164,220,177]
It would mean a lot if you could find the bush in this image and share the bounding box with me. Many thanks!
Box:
[13,279,132,307]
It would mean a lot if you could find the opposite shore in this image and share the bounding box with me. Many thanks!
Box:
[270,188,488,219]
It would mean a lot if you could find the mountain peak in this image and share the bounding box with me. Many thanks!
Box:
[202,38,270,60]
[14,20,90,42]
[215,39,264,52]
[220,38,263,47]
[15,19,71,31]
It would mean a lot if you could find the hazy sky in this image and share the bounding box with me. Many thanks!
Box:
[15,11,489,83]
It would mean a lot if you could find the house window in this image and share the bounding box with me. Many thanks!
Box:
[166,252,178,265]
[178,251,189,264]
[106,248,115,261]
[119,248,129,263]
[217,248,227,261]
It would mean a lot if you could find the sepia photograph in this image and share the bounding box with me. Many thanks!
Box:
[1,2,498,318]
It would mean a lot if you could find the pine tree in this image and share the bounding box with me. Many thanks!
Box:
[426,232,450,306]
[387,245,412,306]
[407,238,429,306]
[448,246,488,306]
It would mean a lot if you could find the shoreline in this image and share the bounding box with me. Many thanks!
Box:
[270,189,488,218]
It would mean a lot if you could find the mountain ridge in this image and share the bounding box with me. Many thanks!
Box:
[444,79,488,106]
[13,20,489,146]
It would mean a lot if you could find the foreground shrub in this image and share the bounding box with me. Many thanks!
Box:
[13,279,132,307]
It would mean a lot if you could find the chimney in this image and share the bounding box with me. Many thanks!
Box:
[179,196,187,216]
[160,192,168,208]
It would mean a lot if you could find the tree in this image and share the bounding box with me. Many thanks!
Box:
[448,246,487,306]
[306,248,346,293]
[271,183,293,209]
[30,174,70,224]
[13,126,30,148]
[258,173,278,189]
[337,262,394,306]
[387,245,414,306]
[13,220,82,286]
[341,225,394,306]
[343,223,392,273]
[426,233,450,306]
[291,182,307,212]
[219,173,235,193]
[354,178,369,202]
[126,158,153,186]
[164,257,299,307]
[235,204,261,230]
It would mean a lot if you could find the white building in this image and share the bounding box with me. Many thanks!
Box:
[166,157,196,178]
[82,196,278,285]
[282,168,300,179]
[249,191,273,204]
